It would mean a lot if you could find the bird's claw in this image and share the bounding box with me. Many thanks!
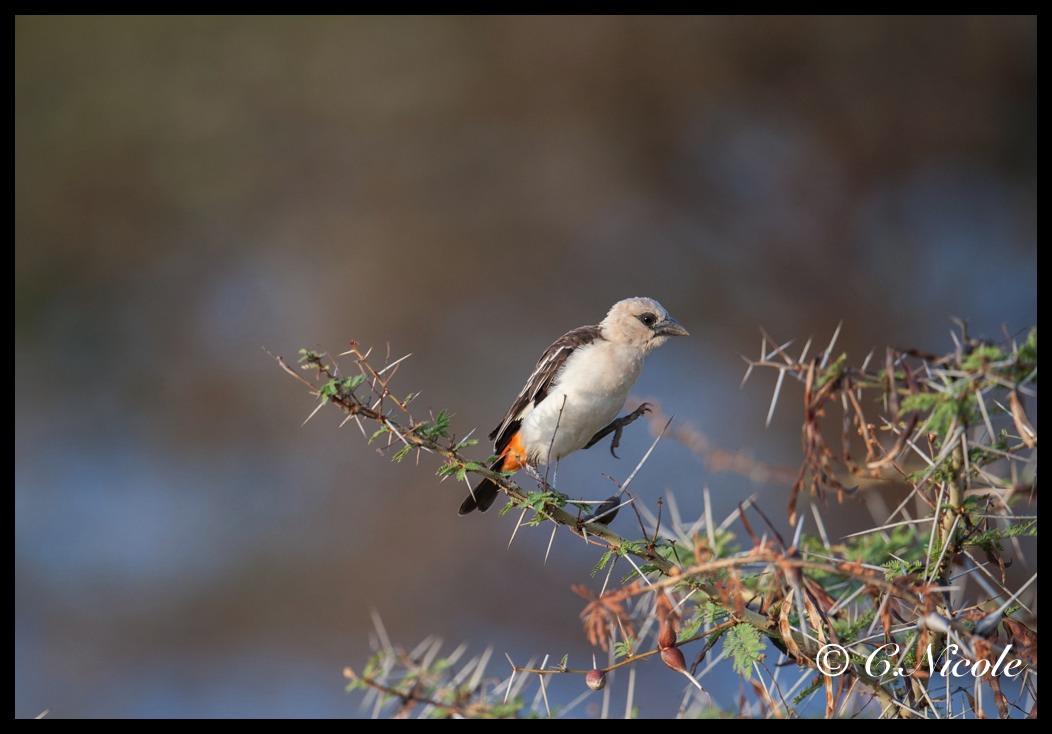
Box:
[608,402,652,458]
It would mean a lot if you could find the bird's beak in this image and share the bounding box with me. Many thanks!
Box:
[656,317,689,337]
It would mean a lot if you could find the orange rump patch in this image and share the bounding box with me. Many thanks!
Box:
[499,432,528,472]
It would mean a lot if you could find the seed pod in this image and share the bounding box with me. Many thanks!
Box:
[658,622,677,650]
[585,668,607,691]
[660,646,687,673]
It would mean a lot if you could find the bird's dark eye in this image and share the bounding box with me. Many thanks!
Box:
[639,313,657,328]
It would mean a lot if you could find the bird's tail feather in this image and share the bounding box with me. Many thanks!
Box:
[458,458,504,515]
[459,477,499,515]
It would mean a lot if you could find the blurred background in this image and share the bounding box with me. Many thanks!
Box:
[16,16,1035,718]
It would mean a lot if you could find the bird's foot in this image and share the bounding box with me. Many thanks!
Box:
[584,402,652,458]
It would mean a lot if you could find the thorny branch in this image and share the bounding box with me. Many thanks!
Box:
[274,324,1036,719]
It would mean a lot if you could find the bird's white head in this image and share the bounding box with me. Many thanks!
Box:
[601,297,689,354]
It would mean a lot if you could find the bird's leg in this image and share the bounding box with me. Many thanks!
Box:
[583,402,652,458]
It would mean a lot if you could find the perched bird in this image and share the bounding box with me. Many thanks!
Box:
[459,297,688,515]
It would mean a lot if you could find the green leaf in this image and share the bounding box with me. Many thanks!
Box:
[320,374,365,400]
[298,348,324,366]
[679,615,704,642]
[1016,327,1037,366]
[614,638,635,660]
[417,409,453,442]
[965,518,1038,552]
[815,352,848,388]
[962,344,1006,372]
[723,623,766,679]
[591,550,616,577]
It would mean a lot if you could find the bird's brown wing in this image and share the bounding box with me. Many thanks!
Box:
[489,324,603,454]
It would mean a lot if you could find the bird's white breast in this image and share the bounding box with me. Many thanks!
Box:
[518,341,644,465]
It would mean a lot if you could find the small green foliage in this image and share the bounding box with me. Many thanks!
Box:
[1016,328,1037,368]
[452,437,479,452]
[815,352,848,389]
[898,632,921,670]
[853,523,919,560]
[793,678,825,705]
[612,541,650,582]
[524,489,563,512]
[831,611,875,642]
[723,623,766,679]
[591,550,616,577]
[392,444,412,462]
[881,557,923,579]
[679,614,704,642]
[417,409,452,442]
[621,569,641,583]
[967,441,1009,466]
[495,489,567,523]
[965,518,1038,552]
[1001,603,1023,619]
[297,348,325,367]
[899,392,943,414]
[700,601,730,625]
[436,460,487,483]
[613,638,636,660]
[319,374,366,401]
[347,651,386,692]
[962,344,1006,372]
[617,540,648,557]
[905,389,976,439]
[362,650,384,678]
[486,699,528,718]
